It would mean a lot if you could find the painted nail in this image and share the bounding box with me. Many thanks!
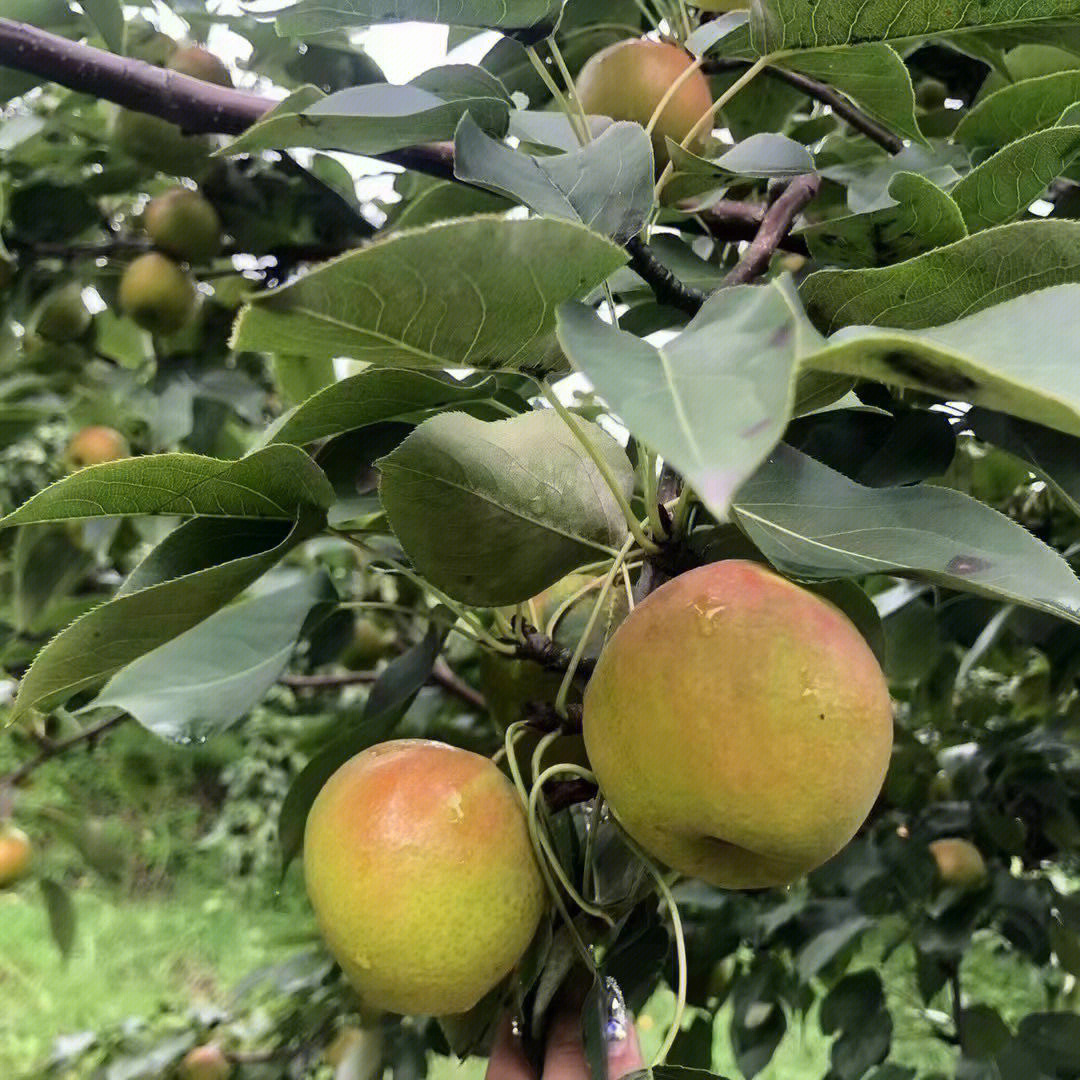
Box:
[603,976,629,1044]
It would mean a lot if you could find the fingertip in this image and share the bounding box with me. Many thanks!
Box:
[607,1020,644,1080]
[487,1013,536,1080]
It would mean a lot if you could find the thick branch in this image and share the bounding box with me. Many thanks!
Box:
[722,173,820,286]
[624,234,707,315]
[0,18,456,181]
[1,711,127,788]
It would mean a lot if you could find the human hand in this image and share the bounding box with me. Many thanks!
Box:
[485,997,643,1080]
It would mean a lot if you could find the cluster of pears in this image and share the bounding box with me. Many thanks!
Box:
[303,559,898,1018]
[119,186,221,336]
[113,41,233,177]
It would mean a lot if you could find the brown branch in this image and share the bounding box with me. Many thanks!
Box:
[693,200,809,255]
[516,628,597,680]
[545,777,598,812]
[0,18,457,182]
[1,710,128,788]
[280,661,486,711]
[722,173,821,286]
[705,57,905,154]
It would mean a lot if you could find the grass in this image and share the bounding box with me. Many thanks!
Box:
[0,874,315,1078]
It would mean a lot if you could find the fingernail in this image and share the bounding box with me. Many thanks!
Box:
[603,976,629,1045]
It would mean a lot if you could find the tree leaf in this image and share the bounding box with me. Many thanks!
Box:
[274,0,562,36]
[950,126,1080,231]
[11,525,94,634]
[266,369,501,447]
[968,407,1080,516]
[277,616,450,869]
[223,69,510,156]
[954,70,1080,147]
[454,115,654,243]
[668,132,815,181]
[79,0,123,51]
[807,285,1080,437]
[0,446,333,528]
[749,0,1080,52]
[1017,1013,1080,1073]
[777,44,924,145]
[732,444,1080,624]
[86,574,337,743]
[39,878,76,960]
[231,217,626,372]
[557,278,817,519]
[801,220,1080,331]
[377,409,634,605]
[799,173,967,268]
[9,515,319,723]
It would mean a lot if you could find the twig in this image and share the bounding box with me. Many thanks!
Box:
[624,234,707,315]
[721,173,820,286]
[279,661,486,711]
[1,711,127,788]
[704,57,905,154]
[545,777,598,813]
[516,627,597,680]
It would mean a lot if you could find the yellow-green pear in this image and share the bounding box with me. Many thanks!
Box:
[167,46,233,87]
[34,283,91,342]
[119,252,198,335]
[0,825,32,887]
[583,560,894,889]
[929,838,988,889]
[304,740,546,1015]
[575,39,713,167]
[65,425,129,469]
[178,1044,231,1080]
[143,188,222,263]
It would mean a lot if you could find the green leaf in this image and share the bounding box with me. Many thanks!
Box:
[668,132,815,181]
[954,70,1080,147]
[1017,1013,1080,1073]
[86,574,336,743]
[960,1005,1013,1059]
[267,369,502,447]
[39,878,76,960]
[454,115,654,243]
[0,446,334,528]
[278,616,450,870]
[950,126,1080,231]
[222,69,510,157]
[271,355,335,409]
[275,0,562,35]
[806,285,1080,437]
[79,0,123,51]
[11,526,93,634]
[778,44,924,145]
[378,409,634,605]
[557,278,817,519]
[800,172,967,268]
[733,444,1080,624]
[750,0,1080,52]
[968,408,1080,516]
[9,515,318,723]
[801,220,1080,331]
[232,217,626,372]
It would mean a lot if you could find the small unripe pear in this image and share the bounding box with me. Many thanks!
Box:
[179,1044,231,1080]
[112,108,212,176]
[915,78,949,110]
[0,826,32,887]
[34,283,91,342]
[167,46,233,87]
[584,560,893,889]
[65,426,129,470]
[304,740,546,1015]
[143,188,222,263]
[929,838,988,889]
[119,252,198,335]
[575,39,714,168]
